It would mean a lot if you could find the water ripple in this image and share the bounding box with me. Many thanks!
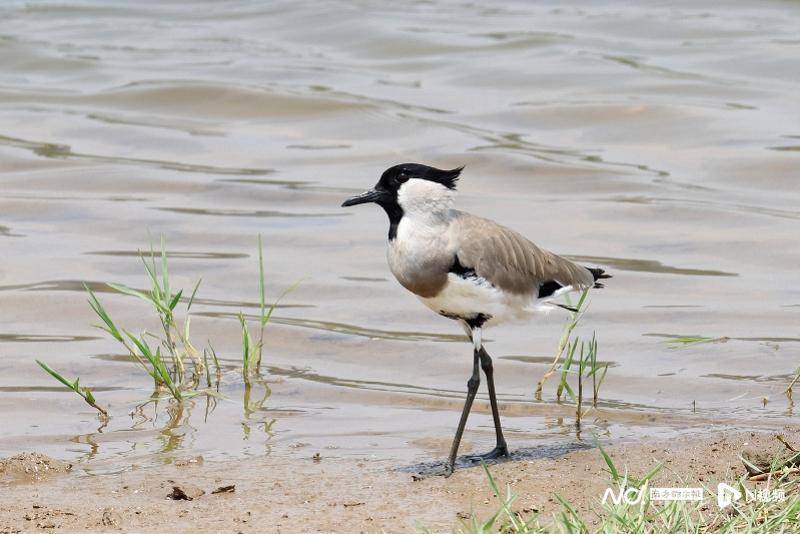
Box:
[565,255,737,277]
[0,333,99,343]
[195,311,466,343]
[154,207,348,218]
[0,133,275,175]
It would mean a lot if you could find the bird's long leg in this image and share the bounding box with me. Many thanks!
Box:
[476,346,509,460]
[460,323,509,462]
[445,342,480,477]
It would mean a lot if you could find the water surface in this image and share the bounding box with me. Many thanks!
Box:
[1,0,798,470]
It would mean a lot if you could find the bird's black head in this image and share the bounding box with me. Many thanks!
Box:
[341,163,463,239]
[376,163,462,193]
[341,163,463,208]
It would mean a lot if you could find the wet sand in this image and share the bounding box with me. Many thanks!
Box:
[2,427,798,532]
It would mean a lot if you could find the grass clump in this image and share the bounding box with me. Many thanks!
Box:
[556,333,607,425]
[451,446,800,533]
[535,290,608,426]
[83,236,204,401]
[37,234,292,416]
[535,290,589,400]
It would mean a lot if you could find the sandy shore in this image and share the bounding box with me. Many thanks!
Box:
[2,427,797,532]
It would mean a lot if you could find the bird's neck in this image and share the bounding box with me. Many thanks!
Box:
[378,201,404,241]
[398,211,455,246]
[381,185,455,241]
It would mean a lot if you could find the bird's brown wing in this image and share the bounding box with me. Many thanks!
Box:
[451,212,595,296]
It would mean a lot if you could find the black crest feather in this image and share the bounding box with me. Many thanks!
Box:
[429,165,463,190]
[378,163,464,191]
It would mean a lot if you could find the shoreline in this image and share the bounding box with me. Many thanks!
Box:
[2,427,798,532]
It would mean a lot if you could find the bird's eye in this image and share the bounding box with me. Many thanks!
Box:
[397,171,409,183]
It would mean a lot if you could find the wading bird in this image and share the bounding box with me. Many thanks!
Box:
[342,164,609,475]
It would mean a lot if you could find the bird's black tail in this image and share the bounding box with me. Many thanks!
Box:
[586,267,611,289]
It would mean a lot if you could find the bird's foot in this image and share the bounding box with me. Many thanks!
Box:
[443,462,455,478]
[469,445,509,462]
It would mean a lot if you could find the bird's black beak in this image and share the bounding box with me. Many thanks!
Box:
[341,189,387,207]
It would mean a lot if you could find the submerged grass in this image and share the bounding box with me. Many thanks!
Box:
[666,335,725,346]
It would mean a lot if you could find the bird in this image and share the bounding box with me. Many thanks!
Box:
[341,163,610,476]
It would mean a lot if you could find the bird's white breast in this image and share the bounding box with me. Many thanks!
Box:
[386,214,454,295]
[419,273,539,326]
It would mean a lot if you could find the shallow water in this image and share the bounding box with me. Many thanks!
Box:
[1,0,799,471]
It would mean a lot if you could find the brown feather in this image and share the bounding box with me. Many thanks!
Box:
[451,211,595,296]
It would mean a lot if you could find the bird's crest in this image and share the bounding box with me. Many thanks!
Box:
[379,163,464,191]
[426,165,463,190]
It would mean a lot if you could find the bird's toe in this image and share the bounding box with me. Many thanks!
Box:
[470,446,509,462]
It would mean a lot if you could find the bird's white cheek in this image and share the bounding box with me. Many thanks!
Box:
[397,179,454,215]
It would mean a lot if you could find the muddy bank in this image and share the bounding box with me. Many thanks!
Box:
[1,427,797,532]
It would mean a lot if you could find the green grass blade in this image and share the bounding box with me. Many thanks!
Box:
[208,341,221,373]
[261,278,304,327]
[108,283,170,314]
[577,341,587,375]
[589,363,609,381]
[557,338,579,398]
[36,360,108,417]
[154,347,181,400]
[562,381,576,403]
[85,285,123,342]
[122,330,160,382]
[36,360,76,390]
[141,245,163,304]
[83,388,96,405]
[239,313,252,375]
[575,288,589,312]
[482,462,501,497]
[169,289,183,311]
[203,348,212,387]
[258,234,266,322]
[597,441,620,482]
[183,316,191,345]
[160,235,169,306]
[638,463,664,486]
[187,278,202,311]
